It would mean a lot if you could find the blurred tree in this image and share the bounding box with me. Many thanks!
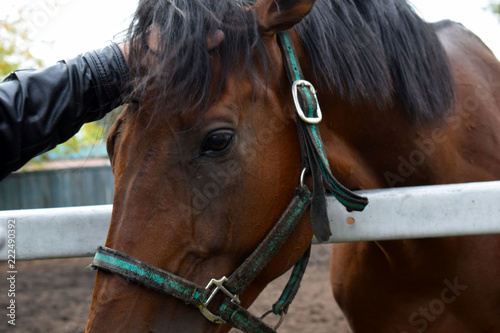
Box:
[490,2,500,18]
[0,13,43,78]
[1,3,120,170]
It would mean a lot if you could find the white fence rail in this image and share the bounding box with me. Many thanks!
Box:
[1,181,500,260]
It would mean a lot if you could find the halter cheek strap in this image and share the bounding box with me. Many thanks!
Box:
[277,31,369,242]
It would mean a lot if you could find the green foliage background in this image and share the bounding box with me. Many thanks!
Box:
[0,18,43,78]
[1,3,117,170]
[491,3,500,19]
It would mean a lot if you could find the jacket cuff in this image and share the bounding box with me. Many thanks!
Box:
[84,43,130,111]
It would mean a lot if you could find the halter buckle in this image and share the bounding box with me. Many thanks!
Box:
[292,80,323,124]
[199,276,240,325]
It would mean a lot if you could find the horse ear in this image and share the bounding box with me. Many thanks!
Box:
[254,0,316,36]
[207,29,225,50]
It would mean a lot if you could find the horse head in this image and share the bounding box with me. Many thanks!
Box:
[86,1,320,332]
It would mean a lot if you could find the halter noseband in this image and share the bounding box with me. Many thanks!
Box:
[91,31,368,333]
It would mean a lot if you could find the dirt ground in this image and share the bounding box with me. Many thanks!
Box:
[0,245,352,333]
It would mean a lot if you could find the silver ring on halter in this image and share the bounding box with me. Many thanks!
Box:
[300,167,308,188]
[260,310,286,330]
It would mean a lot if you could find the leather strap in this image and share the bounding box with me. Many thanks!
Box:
[219,300,276,333]
[277,31,368,242]
[272,244,311,315]
[93,247,208,307]
[225,186,311,294]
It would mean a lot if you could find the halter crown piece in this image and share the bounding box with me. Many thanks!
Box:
[91,31,368,332]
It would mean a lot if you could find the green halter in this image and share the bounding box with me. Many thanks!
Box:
[91,31,368,333]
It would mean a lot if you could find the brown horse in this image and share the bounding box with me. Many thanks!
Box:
[86,0,500,332]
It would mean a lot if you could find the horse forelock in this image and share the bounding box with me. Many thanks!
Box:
[125,0,269,116]
[126,0,455,124]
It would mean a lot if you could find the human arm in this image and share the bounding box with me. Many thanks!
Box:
[0,43,129,181]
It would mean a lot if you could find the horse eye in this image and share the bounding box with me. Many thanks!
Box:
[201,130,234,156]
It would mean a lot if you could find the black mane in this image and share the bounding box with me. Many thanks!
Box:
[297,0,454,121]
[127,0,454,122]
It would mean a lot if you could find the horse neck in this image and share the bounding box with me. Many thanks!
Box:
[317,94,407,189]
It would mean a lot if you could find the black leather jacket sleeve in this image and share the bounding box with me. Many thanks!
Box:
[0,43,129,181]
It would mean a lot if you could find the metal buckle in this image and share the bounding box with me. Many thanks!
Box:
[198,276,240,325]
[260,309,286,330]
[292,80,322,124]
